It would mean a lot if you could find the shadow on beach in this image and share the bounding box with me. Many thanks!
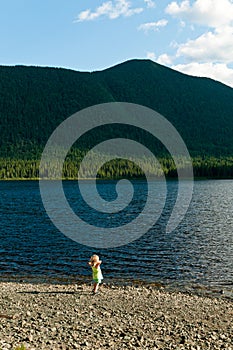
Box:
[17,289,90,295]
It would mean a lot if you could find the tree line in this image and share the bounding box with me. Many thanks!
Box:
[1,155,233,180]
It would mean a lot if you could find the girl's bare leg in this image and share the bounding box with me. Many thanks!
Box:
[93,282,99,293]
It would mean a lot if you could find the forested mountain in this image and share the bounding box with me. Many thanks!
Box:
[0,59,233,178]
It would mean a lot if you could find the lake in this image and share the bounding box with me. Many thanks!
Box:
[0,180,232,296]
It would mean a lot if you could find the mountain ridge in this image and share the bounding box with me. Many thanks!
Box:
[0,58,233,160]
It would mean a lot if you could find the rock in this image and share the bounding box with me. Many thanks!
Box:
[0,281,232,349]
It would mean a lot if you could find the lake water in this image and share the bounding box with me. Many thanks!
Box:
[0,180,232,297]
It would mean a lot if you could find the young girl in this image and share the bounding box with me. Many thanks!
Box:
[88,255,103,294]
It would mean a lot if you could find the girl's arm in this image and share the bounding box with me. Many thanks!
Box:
[95,260,102,268]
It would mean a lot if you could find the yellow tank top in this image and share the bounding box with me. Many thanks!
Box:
[91,265,103,280]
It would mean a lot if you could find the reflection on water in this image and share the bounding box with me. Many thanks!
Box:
[0,180,232,295]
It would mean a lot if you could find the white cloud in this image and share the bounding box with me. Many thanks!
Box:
[146,52,156,60]
[176,26,233,63]
[157,54,173,65]
[146,52,173,65]
[164,0,233,87]
[172,62,233,87]
[144,0,156,8]
[180,20,186,28]
[138,19,168,32]
[75,0,143,22]
[166,0,233,28]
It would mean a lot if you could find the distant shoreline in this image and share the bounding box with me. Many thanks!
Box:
[0,176,232,181]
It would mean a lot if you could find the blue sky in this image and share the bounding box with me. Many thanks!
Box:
[1,0,233,87]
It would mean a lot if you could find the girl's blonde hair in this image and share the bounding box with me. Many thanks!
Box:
[90,254,99,263]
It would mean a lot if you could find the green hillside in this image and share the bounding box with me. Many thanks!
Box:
[0,59,233,179]
[97,60,233,156]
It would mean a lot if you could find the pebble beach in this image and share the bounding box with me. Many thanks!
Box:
[0,282,232,350]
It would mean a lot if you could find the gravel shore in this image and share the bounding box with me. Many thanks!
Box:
[0,282,232,350]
